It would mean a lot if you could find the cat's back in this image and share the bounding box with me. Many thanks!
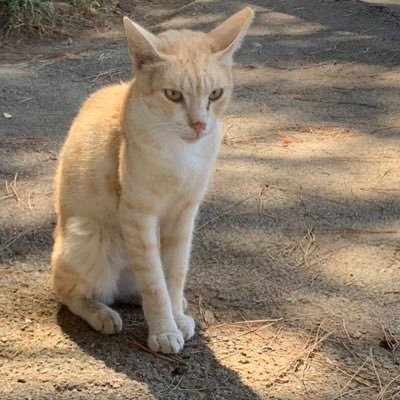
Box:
[56,82,131,219]
[70,82,130,138]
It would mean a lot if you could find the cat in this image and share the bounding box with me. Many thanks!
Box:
[51,7,254,354]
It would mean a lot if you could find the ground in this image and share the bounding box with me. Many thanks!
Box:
[1,0,400,399]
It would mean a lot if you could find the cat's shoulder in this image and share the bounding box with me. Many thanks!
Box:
[81,81,132,112]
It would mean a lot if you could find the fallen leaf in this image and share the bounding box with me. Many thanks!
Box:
[282,138,292,146]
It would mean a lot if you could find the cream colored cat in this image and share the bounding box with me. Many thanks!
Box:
[51,8,253,354]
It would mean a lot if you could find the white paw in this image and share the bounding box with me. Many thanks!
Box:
[148,329,184,354]
[175,314,195,340]
[88,307,123,335]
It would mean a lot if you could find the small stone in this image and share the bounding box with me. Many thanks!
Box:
[53,2,72,13]
[198,320,207,330]
[204,310,216,324]
[61,38,73,47]
[171,366,187,376]
[352,331,362,339]
[3,112,12,118]
[251,41,262,49]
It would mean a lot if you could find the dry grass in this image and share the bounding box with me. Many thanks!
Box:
[0,0,117,36]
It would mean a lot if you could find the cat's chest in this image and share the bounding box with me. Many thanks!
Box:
[166,138,219,182]
[175,147,207,174]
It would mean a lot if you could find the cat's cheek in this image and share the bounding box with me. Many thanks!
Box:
[208,102,224,121]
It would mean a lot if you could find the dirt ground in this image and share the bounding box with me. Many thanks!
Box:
[1,0,400,399]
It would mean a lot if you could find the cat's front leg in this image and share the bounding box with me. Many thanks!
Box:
[119,198,184,354]
[161,202,199,340]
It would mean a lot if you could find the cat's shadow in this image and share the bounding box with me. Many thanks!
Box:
[56,302,261,399]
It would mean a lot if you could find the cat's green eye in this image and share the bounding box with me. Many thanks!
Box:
[163,89,184,103]
[209,88,223,101]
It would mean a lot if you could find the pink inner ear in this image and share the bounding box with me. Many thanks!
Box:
[123,16,164,69]
[208,7,254,59]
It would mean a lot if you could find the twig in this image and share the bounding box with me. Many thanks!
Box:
[196,194,254,231]
[269,325,333,385]
[316,355,375,388]
[5,172,28,210]
[237,311,270,341]
[0,227,51,253]
[298,228,316,269]
[209,318,282,329]
[342,318,353,344]
[0,194,14,201]
[376,374,400,400]
[370,347,383,395]
[265,326,283,348]
[334,357,370,399]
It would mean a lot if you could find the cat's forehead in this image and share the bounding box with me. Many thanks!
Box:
[153,30,231,94]
[157,30,216,56]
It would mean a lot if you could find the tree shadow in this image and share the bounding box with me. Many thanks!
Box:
[56,301,262,400]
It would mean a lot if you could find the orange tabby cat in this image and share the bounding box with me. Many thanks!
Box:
[51,8,253,354]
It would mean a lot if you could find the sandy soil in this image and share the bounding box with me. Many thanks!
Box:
[1,1,400,399]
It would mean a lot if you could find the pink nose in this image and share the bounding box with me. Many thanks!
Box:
[190,121,206,135]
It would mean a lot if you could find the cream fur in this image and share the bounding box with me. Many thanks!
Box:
[51,8,253,354]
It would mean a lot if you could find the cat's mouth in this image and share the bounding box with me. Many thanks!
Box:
[181,136,201,143]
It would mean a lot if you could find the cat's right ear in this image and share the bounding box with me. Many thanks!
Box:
[123,17,163,70]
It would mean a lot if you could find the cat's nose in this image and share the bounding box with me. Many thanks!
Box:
[190,121,206,136]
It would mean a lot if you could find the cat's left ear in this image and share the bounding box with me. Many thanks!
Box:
[208,7,254,65]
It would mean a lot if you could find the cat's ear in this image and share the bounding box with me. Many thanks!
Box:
[208,7,254,65]
[123,17,163,69]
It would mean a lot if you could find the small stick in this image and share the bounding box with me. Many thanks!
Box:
[209,318,282,329]
[27,192,33,210]
[0,194,14,201]
[265,326,283,348]
[376,374,400,400]
[334,357,370,399]
[196,194,254,231]
[237,311,270,341]
[0,228,49,252]
[342,318,353,344]
[171,376,183,391]
[369,347,382,394]
[234,322,276,339]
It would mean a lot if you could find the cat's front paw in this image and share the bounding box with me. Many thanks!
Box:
[148,329,184,354]
[175,314,195,340]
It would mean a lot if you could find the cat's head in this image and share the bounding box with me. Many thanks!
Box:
[123,8,253,144]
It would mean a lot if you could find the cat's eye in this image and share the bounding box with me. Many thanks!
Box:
[163,89,184,103]
[209,88,223,101]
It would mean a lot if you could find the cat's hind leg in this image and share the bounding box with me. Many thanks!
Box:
[52,217,124,334]
[63,297,122,334]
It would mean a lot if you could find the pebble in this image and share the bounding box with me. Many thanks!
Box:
[351,331,362,339]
